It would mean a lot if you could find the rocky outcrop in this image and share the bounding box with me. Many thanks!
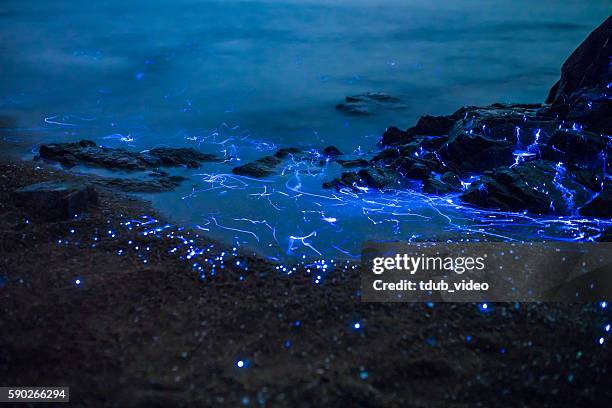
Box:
[546,16,612,108]
[381,114,458,146]
[13,180,98,220]
[232,148,303,178]
[542,129,609,168]
[546,15,612,134]
[39,140,219,170]
[336,92,407,116]
[460,161,593,215]
[35,140,216,193]
[318,16,612,217]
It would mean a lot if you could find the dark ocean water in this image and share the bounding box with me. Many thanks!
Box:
[1,0,610,260]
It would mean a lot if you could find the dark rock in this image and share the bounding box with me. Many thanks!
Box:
[565,92,612,134]
[381,115,456,146]
[336,92,407,116]
[410,115,456,137]
[39,140,218,170]
[323,168,401,191]
[337,159,369,168]
[147,147,218,168]
[420,136,448,150]
[233,148,304,177]
[372,148,401,162]
[440,133,514,174]
[395,157,431,180]
[92,172,188,193]
[421,152,448,173]
[572,168,605,192]
[543,129,609,168]
[546,16,612,109]
[232,156,282,178]
[323,146,343,157]
[274,147,302,159]
[357,168,399,189]
[578,189,612,218]
[381,127,411,146]
[422,175,462,195]
[13,180,98,220]
[441,172,462,189]
[460,160,592,215]
[322,172,360,190]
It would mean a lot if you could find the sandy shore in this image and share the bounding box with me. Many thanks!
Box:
[1,158,611,407]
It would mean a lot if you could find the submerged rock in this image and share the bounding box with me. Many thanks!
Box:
[232,156,282,178]
[323,146,343,157]
[13,180,98,220]
[39,140,219,170]
[460,160,593,215]
[336,92,407,116]
[232,148,305,178]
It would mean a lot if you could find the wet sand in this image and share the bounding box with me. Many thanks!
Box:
[0,158,610,407]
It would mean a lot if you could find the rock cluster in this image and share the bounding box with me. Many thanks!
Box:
[39,140,219,171]
[36,140,219,193]
[320,16,611,218]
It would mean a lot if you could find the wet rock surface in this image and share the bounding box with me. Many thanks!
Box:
[13,180,98,220]
[460,161,593,215]
[232,148,306,178]
[320,17,612,216]
[220,17,611,217]
[91,172,188,193]
[546,15,612,134]
[39,140,219,171]
[336,92,407,116]
[33,140,218,193]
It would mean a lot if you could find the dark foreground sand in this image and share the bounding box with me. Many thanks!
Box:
[0,159,611,407]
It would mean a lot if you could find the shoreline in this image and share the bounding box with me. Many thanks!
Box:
[1,156,611,406]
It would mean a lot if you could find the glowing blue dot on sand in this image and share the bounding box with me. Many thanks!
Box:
[598,337,605,345]
[75,279,82,286]
[478,303,490,313]
[601,301,608,309]
[353,322,361,329]
[606,324,610,332]
[237,359,248,368]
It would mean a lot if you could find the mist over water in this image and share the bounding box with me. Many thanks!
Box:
[1,0,610,260]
